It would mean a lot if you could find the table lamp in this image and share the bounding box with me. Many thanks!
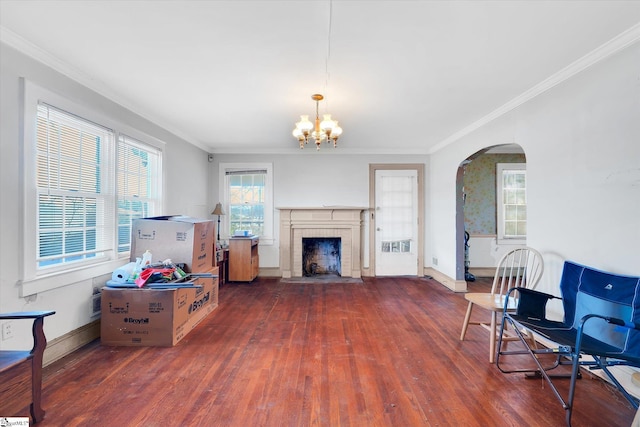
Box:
[211,202,225,242]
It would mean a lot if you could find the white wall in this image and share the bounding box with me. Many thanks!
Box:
[210,153,429,270]
[467,236,516,269]
[430,41,640,304]
[0,44,210,350]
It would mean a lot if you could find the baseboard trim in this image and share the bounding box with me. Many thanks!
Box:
[468,267,496,278]
[258,267,373,279]
[424,268,467,292]
[43,319,100,367]
[258,267,281,278]
[360,267,373,277]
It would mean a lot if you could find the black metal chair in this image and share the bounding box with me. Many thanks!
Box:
[496,261,640,426]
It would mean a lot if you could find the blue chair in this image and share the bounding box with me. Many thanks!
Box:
[496,261,640,426]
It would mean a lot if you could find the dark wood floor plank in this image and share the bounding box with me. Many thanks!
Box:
[17,276,637,426]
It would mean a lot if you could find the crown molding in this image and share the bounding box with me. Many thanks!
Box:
[208,146,429,156]
[0,26,210,153]
[429,22,640,155]
[4,21,639,158]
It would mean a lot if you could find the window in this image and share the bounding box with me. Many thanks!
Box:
[117,135,162,253]
[36,103,114,269]
[23,81,164,293]
[378,173,415,253]
[496,163,526,242]
[220,163,273,244]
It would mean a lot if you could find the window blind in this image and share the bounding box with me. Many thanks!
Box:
[36,102,114,268]
[116,134,162,252]
[225,169,268,175]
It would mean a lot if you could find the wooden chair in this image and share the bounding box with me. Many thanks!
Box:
[459,247,543,363]
[0,310,55,423]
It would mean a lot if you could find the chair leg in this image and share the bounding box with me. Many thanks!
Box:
[30,315,47,422]
[489,310,497,363]
[523,329,538,350]
[460,301,473,340]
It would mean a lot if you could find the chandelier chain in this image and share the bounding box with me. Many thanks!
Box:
[325,0,333,111]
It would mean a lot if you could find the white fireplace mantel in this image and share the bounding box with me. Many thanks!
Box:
[278,207,367,278]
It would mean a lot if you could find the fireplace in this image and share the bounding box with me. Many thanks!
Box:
[278,207,366,279]
[303,237,341,276]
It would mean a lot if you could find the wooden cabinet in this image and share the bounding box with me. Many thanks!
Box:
[228,236,259,282]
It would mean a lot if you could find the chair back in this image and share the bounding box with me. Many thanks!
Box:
[491,246,544,296]
[560,261,640,354]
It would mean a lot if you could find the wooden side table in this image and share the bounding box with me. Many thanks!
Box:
[217,249,229,285]
[228,236,259,282]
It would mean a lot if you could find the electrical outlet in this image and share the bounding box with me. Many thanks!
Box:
[2,321,14,341]
[432,257,438,266]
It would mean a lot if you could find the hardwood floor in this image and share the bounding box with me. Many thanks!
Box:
[27,277,636,426]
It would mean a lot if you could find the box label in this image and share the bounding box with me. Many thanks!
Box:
[189,291,210,314]
[137,229,156,240]
[177,293,187,309]
[124,317,150,324]
[148,302,164,313]
[108,302,129,314]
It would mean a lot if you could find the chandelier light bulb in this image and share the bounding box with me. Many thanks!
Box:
[330,122,342,147]
[297,115,313,134]
[320,114,336,138]
[292,128,305,148]
[330,122,342,138]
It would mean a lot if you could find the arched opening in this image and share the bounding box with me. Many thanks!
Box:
[455,144,527,282]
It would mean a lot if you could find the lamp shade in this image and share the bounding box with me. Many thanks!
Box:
[212,202,225,216]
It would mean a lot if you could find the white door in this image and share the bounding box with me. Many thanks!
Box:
[375,169,419,276]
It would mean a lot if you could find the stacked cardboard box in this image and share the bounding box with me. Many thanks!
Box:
[130,215,216,272]
[101,216,219,347]
[101,268,218,346]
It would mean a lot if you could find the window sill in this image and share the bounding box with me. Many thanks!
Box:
[223,237,274,246]
[21,258,129,297]
[496,238,527,246]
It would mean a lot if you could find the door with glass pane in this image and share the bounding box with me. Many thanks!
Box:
[375,169,419,276]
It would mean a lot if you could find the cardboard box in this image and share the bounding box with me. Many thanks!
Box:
[131,216,215,273]
[101,267,219,346]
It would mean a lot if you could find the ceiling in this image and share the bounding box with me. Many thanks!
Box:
[1,1,639,155]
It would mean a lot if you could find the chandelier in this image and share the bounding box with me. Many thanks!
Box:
[292,94,343,150]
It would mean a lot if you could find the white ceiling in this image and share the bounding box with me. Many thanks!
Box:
[2,1,640,155]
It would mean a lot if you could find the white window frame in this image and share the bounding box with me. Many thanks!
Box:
[219,163,273,245]
[496,163,526,245]
[21,79,165,296]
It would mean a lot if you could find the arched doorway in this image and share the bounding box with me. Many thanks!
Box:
[455,144,527,281]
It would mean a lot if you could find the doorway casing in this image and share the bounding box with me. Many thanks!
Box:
[368,164,425,277]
